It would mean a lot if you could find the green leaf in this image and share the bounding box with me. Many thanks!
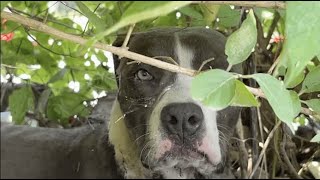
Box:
[301,66,320,93]
[47,92,90,123]
[47,68,68,84]
[253,73,301,124]
[282,2,320,85]
[179,6,203,19]
[285,70,305,88]
[191,69,236,110]
[8,86,35,124]
[217,5,240,28]
[310,133,320,143]
[91,73,117,91]
[225,9,257,65]
[89,1,191,44]
[294,115,306,126]
[76,2,107,33]
[306,61,317,72]
[304,99,320,114]
[152,12,177,26]
[199,4,220,26]
[231,80,259,107]
[31,68,55,84]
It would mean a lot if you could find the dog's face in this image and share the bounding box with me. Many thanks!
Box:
[112,28,242,178]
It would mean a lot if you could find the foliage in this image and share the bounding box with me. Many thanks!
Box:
[1,0,319,133]
[1,1,320,178]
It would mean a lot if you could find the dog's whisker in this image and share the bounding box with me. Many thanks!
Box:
[131,124,150,130]
[139,140,153,163]
[217,124,232,134]
[134,133,150,143]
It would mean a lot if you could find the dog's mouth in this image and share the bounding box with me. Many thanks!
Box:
[140,137,221,178]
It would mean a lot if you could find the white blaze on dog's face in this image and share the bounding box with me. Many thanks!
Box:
[148,37,221,177]
[110,28,242,178]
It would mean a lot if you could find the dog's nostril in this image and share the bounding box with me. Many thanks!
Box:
[169,116,178,125]
[188,116,198,126]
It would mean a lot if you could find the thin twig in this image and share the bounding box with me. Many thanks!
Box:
[267,55,282,74]
[119,24,136,59]
[226,64,232,72]
[25,30,75,57]
[193,1,286,9]
[257,106,268,177]
[264,11,280,49]
[1,11,196,77]
[198,57,215,72]
[81,3,101,37]
[153,56,178,65]
[121,24,135,49]
[280,134,302,179]
[7,6,85,34]
[249,120,281,179]
[59,1,84,15]
[34,1,59,17]
[235,119,249,178]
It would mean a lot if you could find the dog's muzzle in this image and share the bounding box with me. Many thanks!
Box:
[161,103,204,141]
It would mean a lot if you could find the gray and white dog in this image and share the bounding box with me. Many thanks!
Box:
[1,27,242,179]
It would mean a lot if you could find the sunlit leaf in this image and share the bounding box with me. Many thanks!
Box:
[231,80,259,107]
[253,73,301,124]
[191,69,236,110]
[225,9,257,65]
[179,6,203,19]
[310,133,320,143]
[304,99,320,114]
[217,5,240,28]
[76,2,107,33]
[89,1,191,44]
[301,66,320,93]
[282,2,320,85]
[199,4,220,26]
[8,86,35,124]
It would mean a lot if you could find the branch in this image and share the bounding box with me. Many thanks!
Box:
[119,24,135,59]
[1,11,196,77]
[193,1,286,9]
[265,11,281,49]
[249,120,281,179]
[246,85,317,117]
[121,24,135,49]
[2,11,316,118]
[280,134,302,179]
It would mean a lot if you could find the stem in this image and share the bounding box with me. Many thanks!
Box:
[192,1,286,9]
[226,64,232,72]
[1,11,197,77]
[121,24,135,49]
[249,121,282,179]
[280,134,302,179]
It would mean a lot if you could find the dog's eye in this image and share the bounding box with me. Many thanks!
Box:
[136,69,153,81]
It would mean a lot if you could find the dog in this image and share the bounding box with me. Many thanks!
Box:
[1,27,242,179]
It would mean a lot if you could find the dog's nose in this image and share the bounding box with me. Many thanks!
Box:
[161,103,204,140]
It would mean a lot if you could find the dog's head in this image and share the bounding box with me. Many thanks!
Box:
[109,27,242,178]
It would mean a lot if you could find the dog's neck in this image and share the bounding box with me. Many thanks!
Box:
[108,100,152,178]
